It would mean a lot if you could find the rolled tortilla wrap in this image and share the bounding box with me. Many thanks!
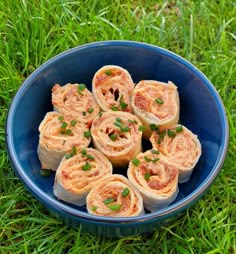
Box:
[150,124,202,183]
[53,148,113,206]
[127,150,179,212]
[90,111,143,167]
[92,65,134,113]
[37,112,91,170]
[52,83,100,127]
[131,80,180,138]
[86,174,144,217]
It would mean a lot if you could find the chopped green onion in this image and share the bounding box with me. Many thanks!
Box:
[82,161,92,171]
[116,118,122,122]
[176,125,183,133]
[155,98,164,104]
[132,158,140,166]
[61,122,67,129]
[149,124,159,131]
[78,83,86,91]
[99,112,103,117]
[120,101,128,110]
[138,125,146,132]
[144,172,151,180]
[109,133,117,141]
[122,187,130,197]
[152,158,159,163]
[72,146,77,155]
[144,156,152,162]
[120,126,130,132]
[81,149,87,156]
[160,129,166,138]
[82,111,86,116]
[105,69,112,75]
[62,140,66,145]
[151,150,159,154]
[128,119,137,124]
[71,120,77,126]
[87,154,95,160]
[108,204,122,211]
[40,169,51,177]
[111,106,119,111]
[168,129,176,138]
[114,120,123,128]
[103,197,115,205]
[84,131,91,138]
[65,129,72,135]
[87,107,94,113]
[92,206,97,211]
[58,116,64,122]
[65,153,73,159]
[157,137,162,144]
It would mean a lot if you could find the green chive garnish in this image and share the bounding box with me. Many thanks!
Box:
[120,101,128,110]
[132,158,140,166]
[82,161,92,171]
[138,125,146,132]
[58,116,64,122]
[122,187,130,197]
[103,197,115,205]
[81,149,87,156]
[111,106,119,111]
[105,69,112,75]
[99,112,103,117]
[144,172,151,180]
[78,83,86,91]
[149,124,159,131]
[116,118,122,122]
[71,120,77,126]
[82,111,86,116]
[65,129,72,135]
[114,120,123,128]
[84,131,91,138]
[61,122,67,129]
[87,154,95,160]
[155,98,164,104]
[128,119,137,124]
[87,107,94,113]
[109,133,117,141]
[65,153,73,159]
[176,125,183,133]
[152,158,159,163]
[168,129,176,138]
[40,169,51,177]
[160,129,166,138]
[62,140,66,145]
[144,156,152,162]
[120,126,130,132]
[108,204,122,211]
[151,150,159,154]
[92,206,97,211]
[72,146,77,155]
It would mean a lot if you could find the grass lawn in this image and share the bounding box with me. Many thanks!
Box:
[0,0,235,253]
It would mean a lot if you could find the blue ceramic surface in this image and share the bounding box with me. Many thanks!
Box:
[6,41,229,237]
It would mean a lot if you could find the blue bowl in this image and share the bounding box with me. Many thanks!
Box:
[6,41,229,237]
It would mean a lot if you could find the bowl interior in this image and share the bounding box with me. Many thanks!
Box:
[7,41,228,221]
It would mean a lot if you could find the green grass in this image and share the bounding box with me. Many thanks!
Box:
[0,0,235,253]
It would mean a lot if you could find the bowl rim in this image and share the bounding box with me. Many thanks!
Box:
[6,40,229,224]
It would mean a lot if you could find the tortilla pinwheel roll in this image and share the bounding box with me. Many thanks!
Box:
[90,111,143,167]
[131,80,180,138]
[53,148,113,206]
[92,65,134,113]
[37,112,91,171]
[86,174,144,217]
[52,83,100,126]
[127,150,179,212]
[150,124,202,183]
